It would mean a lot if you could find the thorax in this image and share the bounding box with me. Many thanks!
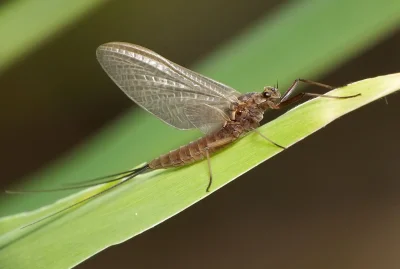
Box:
[223,92,266,135]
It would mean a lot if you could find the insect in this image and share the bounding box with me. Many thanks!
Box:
[8,42,360,227]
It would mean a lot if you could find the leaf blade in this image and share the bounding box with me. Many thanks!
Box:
[1,73,399,268]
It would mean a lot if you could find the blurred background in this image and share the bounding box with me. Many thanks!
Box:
[1,0,400,268]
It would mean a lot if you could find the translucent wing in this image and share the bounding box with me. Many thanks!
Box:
[184,103,230,134]
[96,42,241,133]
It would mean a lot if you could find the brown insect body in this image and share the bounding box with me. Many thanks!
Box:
[149,90,280,169]
[9,42,360,229]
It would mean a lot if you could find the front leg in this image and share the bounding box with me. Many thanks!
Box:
[266,100,280,109]
[278,78,360,109]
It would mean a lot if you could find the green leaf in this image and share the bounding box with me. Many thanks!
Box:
[0,0,107,73]
[2,0,400,217]
[1,73,399,268]
[1,0,400,268]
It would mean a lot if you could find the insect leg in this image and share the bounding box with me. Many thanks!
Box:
[203,137,236,192]
[280,78,361,104]
[280,78,334,102]
[252,129,286,149]
[205,148,213,192]
[278,78,360,108]
[277,91,360,109]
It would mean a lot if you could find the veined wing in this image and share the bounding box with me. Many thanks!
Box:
[96,42,241,133]
[184,103,231,134]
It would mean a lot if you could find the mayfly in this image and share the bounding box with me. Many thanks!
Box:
[8,42,360,227]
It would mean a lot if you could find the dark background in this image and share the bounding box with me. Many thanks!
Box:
[1,0,400,268]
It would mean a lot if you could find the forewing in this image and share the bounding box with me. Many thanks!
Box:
[96,42,241,130]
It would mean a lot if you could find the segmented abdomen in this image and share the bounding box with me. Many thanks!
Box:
[148,129,236,170]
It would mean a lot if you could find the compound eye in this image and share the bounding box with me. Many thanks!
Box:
[263,91,271,98]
